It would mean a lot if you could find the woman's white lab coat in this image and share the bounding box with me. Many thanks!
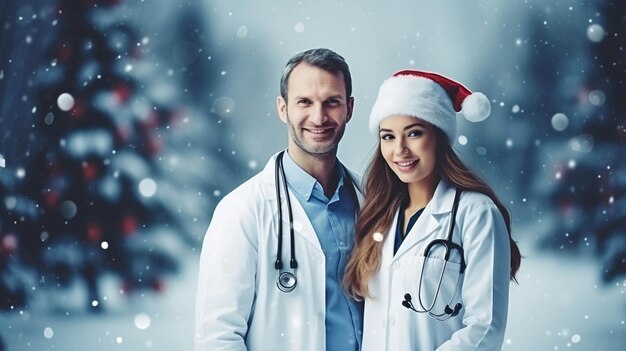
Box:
[194,154,362,351]
[362,180,510,351]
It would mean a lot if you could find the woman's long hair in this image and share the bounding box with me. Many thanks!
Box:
[343,127,521,299]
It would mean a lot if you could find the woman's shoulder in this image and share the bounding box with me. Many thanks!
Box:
[457,189,498,212]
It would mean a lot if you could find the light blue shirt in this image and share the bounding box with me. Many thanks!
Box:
[282,151,363,351]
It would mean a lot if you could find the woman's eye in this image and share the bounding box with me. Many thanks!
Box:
[408,130,423,137]
[380,134,394,141]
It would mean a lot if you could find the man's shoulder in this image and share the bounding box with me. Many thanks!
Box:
[218,167,270,209]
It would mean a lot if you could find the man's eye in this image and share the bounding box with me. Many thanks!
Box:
[326,99,341,106]
[297,99,311,105]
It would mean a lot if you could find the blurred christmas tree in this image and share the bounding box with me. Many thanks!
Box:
[524,1,626,283]
[23,0,183,312]
[0,0,247,313]
[0,172,31,311]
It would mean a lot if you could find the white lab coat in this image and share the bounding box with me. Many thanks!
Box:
[362,180,510,351]
[195,153,363,351]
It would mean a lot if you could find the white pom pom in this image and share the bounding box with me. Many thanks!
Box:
[461,92,491,122]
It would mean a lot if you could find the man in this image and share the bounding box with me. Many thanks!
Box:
[194,48,363,351]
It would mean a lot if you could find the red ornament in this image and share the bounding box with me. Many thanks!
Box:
[82,161,99,181]
[145,136,162,155]
[0,233,18,255]
[152,278,165,293]
[45,191,60,207]
[87,223,102,242]
[70,100,85,118]
[121,215,138,235]
[114,84,131,104]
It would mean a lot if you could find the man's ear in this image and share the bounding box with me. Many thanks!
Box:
[276,96,288,123]
[346,96,354,123]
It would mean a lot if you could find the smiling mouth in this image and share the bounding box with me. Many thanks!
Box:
[395,160,418,167]
[305,127,333,134]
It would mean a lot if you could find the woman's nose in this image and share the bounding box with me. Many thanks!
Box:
[394,138,408,154]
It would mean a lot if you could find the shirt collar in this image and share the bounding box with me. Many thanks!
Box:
[282,150,345,202]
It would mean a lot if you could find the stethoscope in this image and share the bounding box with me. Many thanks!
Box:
[274,151,298,293]
[273,150,357,293]
[402,189,467,321]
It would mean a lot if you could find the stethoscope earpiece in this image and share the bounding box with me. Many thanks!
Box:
[444,303,462,317]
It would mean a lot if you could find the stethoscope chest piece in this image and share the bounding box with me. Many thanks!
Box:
[276,271,297,293]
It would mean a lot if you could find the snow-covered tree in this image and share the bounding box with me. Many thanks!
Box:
[2,0,247,313]
[523,1,626,284]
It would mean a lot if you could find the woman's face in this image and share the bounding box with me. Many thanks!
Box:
[379,115,438,187]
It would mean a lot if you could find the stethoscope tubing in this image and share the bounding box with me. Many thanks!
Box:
[275,151,297,271]
[274,151,298,293]
[273,150,357,293]
[404,188,466,320]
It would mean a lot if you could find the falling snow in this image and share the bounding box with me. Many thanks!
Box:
[0,0,624,350]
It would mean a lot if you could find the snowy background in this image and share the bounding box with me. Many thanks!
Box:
[1,0,625,350]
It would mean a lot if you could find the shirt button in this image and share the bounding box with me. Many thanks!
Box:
[314,255,323,264]
[389,317,396,325]
[393,261,400,270]
[339,240,345,246]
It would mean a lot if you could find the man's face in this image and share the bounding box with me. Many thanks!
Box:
[276,63,353,159]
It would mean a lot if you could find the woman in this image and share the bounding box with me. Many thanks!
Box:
[344,70,521,350]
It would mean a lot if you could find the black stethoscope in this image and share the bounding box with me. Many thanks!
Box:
[402,188,467,321]
[273,150,357,293]
[274,151,298,292]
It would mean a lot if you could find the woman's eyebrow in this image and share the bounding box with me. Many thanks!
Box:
[379,123,425,133]
[403,123,424,130]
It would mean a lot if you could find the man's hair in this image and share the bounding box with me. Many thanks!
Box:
[279,48,352,101]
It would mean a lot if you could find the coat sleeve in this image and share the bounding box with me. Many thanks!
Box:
[194,193,259,351]
[436,202,510,351]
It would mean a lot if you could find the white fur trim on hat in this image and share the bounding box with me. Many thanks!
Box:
[369,75,457,141]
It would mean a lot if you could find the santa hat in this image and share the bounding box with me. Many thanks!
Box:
[368,69,491,141]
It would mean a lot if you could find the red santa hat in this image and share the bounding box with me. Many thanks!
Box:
[368,69,491,141]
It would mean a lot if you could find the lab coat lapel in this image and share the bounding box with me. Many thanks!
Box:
[391,208,440,260]
[284,190,322,250]
[391,181,456,260]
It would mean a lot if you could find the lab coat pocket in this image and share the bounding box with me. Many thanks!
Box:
[404,255,463,317]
